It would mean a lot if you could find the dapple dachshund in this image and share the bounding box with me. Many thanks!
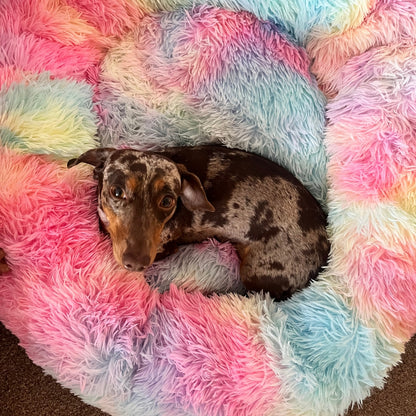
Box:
[68,145,329,300]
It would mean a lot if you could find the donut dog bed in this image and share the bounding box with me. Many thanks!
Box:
[1,1,415,415]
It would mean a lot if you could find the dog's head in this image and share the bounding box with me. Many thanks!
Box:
[68,148,214,271]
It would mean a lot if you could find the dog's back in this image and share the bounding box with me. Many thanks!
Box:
[160,146,329,299]
[68,145,329,300]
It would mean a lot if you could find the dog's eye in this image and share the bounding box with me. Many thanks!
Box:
[159,195,175,209]
[110,186,126,200]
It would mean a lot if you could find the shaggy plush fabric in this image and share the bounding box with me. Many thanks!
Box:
[96,5,328,205]
[0,1,415,415]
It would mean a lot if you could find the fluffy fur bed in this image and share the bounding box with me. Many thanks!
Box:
[0,1,415,415]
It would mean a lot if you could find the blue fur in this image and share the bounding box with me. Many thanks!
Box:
[0,73,98,158]
[98,7,328,206]
[261,280,402,415]
[149,0,364,44]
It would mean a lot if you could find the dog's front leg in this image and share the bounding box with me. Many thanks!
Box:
[155,241,179,261]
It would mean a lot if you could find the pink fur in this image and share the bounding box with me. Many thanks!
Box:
[66,0,147,37]
[0,67,27,89]
[326,42,416,340]
[0,148,283,415]
[158,286,282,415]
[308,0,416,97]
[0,32,104,83]
[1,2,414,414]
[0,0,109,47]
[344,230,416,340]
[326,45,416,202]
[0,148,158,352]
[144,6,311,94]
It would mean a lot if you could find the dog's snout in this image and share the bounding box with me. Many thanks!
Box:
[122,252,151,272]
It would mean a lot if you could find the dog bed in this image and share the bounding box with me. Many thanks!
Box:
[0,1,415,415]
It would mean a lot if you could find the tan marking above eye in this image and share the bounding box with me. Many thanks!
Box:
[126,176,139,193]
[152,178,166,193]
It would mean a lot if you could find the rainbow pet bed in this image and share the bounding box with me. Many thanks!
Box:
[1,1,416,415]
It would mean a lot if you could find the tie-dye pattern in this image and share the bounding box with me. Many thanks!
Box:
[97,6,328,205]
[0,1,415,415]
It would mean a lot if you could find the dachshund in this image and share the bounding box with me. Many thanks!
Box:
[68,145,329,300]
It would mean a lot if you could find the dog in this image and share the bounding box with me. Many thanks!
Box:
[68,145,329,300]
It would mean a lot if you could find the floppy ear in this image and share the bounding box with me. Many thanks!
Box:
[177,164,215,212]
[67,148,116,169]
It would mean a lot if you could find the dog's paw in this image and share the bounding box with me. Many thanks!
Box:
[0,248,9,273]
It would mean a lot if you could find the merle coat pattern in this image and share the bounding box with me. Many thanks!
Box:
[68,145,329,300]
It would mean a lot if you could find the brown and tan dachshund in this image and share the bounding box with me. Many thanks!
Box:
[68,145,329,300]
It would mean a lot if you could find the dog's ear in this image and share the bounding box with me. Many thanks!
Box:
[67,148,116,169]
[177,164,215,212]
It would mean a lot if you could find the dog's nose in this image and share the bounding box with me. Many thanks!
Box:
[122,252,151,272]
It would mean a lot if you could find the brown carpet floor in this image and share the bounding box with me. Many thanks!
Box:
[1,321,415,416]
